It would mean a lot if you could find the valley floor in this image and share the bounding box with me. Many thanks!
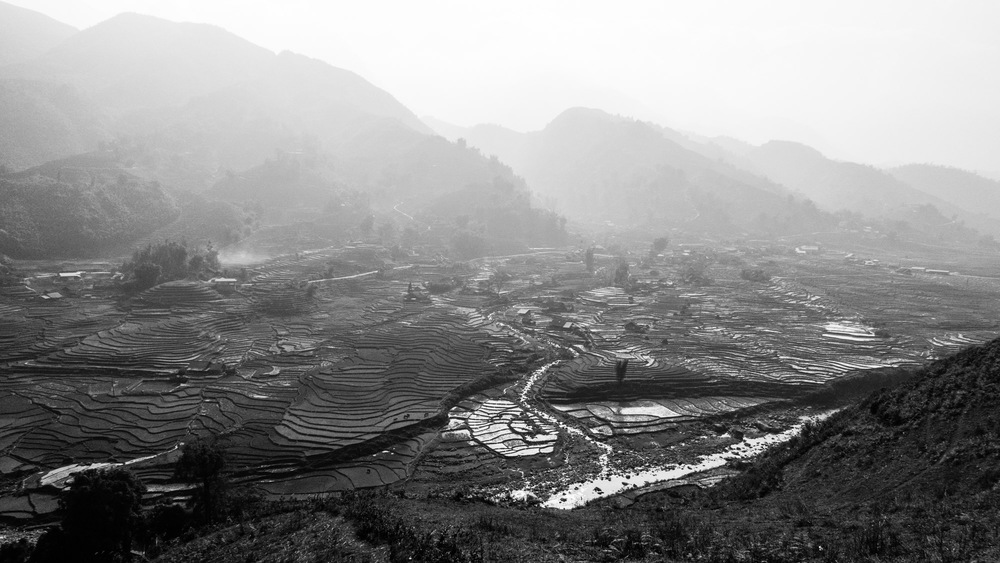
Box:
[2,232,1000,561]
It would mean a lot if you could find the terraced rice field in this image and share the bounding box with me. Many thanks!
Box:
[446,396,560,457]
[3,242,1000,517]
[0,247,530,518]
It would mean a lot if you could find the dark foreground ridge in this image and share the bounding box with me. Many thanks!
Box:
[8,338,1000,562]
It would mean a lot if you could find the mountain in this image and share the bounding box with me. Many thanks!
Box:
[2,12,273,110]
[889,164,1000,224]
[0,10,564,257]
[0,13,429,174]
[0,79,107,171]
[459,107,830,234]
[422,115,469,141]
[0,1,76,66]
[744,140,1000,237]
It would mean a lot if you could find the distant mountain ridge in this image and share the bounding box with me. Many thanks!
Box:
[0,4,567,258]
[0,1,76,67]
[740,140,1000,236]
[889,163,1000,224]
[452,107,840,235]
[437,104,1000,238]
[3,2,998,252]
[0,10,429,173]
[1,12,274,109]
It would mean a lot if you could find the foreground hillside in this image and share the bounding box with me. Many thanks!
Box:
[145,338,1000,562]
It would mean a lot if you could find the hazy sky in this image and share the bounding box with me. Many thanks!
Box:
[9,0,1000,173]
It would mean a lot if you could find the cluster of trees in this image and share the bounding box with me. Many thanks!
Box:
[22,438,240,563]
[120,240,220,293]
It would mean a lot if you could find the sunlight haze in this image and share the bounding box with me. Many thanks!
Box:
[7,0,1000,172]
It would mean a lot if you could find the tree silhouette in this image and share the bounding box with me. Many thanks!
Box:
[613,259,630,288]
[174,439,227,525]
[31,468,146,563]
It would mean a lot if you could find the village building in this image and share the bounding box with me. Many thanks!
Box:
[209,277,238,292]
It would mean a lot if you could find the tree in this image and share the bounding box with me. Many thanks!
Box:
[649,236,669,260]
[174,439,227,525]
[31,468,146,563]
[488,269,513,296]
[615,358,629,385]
[585,247,595,273]
[613,259,630,288]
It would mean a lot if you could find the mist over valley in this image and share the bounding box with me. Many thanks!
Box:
[1,3,1000,561]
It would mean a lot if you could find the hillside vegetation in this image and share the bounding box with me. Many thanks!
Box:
[0,159,177,257]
